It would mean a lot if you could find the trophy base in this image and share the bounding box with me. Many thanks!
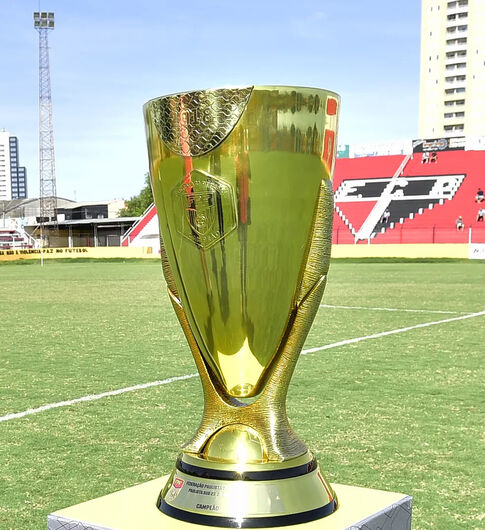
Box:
[157,453,337,527]
[47,477,413,530]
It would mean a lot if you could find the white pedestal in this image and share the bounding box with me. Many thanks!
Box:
[47,476,412,530]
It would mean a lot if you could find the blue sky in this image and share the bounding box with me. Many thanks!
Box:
[0,0,421,201]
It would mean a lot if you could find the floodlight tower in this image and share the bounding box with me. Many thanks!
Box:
[34,11,57,244]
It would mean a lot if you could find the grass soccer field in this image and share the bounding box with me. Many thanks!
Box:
[0,259,484,529]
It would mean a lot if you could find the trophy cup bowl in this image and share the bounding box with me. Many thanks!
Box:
[144,85,340,527]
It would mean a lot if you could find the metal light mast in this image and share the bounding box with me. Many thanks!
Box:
[34,11,57,245]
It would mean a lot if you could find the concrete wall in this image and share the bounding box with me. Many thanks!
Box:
[0,246,158,261]
[0,244,471,261]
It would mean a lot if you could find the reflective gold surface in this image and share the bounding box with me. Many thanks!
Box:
[145,86,338,400]
[144,85,340,524]
[181,450,313,472]
[202,423,266,464]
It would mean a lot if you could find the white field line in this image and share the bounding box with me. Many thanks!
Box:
[0,374,198,423]
[303,309,485,355]
[1,309,484,424]
[320,304,462,314]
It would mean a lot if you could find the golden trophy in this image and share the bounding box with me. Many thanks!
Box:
[144,85,339,527]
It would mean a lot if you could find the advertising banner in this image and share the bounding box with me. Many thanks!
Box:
[469,243,485,260]
[412,137,465,153]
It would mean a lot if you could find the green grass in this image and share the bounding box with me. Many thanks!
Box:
[0,260,484,529]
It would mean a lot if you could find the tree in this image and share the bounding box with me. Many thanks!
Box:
[119,173,153,217]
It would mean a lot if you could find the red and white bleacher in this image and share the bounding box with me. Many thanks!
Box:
[121,203,160,252]
[123,150,485,249]
[333,150,485,244]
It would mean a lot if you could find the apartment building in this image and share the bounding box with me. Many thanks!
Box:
[419,0,485,138]
[0,130,12,200]
[0,129,28,200]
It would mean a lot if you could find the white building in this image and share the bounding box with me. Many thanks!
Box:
[0,129,28,200]
[0,130,12,200]
[419,0,485,139]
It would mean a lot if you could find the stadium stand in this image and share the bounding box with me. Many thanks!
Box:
[0,220,36,249]
[333,150,485,244]
[121,203,160,252]
[124,150,485,249]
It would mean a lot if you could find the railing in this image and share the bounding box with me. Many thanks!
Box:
[333,226,485,245]
[354,153,411,241]
[0,219,38,249]
[12,220,38,248]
